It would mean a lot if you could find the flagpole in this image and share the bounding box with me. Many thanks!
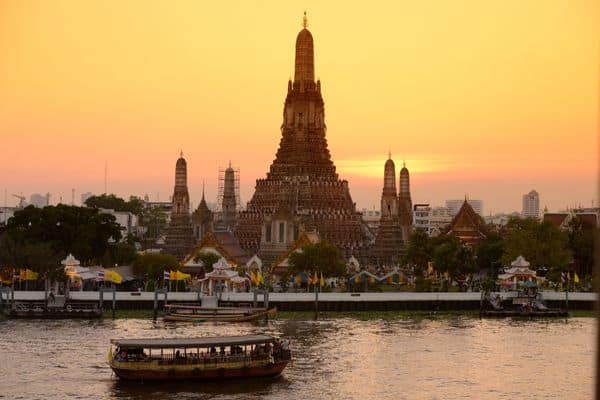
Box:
[566,274,569,314]
[314,270,319,320]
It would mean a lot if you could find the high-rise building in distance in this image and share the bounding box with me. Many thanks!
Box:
[522,190,540,218]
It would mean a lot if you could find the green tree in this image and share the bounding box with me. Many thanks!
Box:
[567,216,594,277]
[193,252,220,272]
[102,242,138,267]
[2,205,122,266]
[475,232,504,272]
[139,206,168,240]
[403,229,433,275]
[85,194,144,215]
[0,234,65,282]
[432,235,476,283]
[133,252,179,280]
[501,217,571,273]
[288,241,346,278]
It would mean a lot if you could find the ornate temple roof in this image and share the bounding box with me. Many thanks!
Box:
[185,230,249,266]
[445,199,486,245]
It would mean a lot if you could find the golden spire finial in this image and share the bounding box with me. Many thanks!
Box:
[180,150,183,158]
[388,148,391,160]
[303,11,308,28]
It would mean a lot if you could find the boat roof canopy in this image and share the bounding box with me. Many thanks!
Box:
[111,335,277,349]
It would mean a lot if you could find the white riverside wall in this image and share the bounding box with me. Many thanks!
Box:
[6,291,597,303]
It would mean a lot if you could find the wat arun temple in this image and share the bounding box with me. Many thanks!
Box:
[234,14,369,261]
[166,15,412,268]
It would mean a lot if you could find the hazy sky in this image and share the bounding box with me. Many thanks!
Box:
[0,1,597,213]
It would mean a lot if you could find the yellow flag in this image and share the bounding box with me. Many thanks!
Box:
[257,271,264,285]
[320,272,325,287]
[178,271,191,281]
[20,269,38,281]
[105,270,122,284]
[574,273,580,283]
[354,275,360,284]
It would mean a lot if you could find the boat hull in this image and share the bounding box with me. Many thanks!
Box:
[163,308,276,323]
[111,361,288,381]
[481,310,568,318]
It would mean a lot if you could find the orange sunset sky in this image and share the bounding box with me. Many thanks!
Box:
[0,1,598,213]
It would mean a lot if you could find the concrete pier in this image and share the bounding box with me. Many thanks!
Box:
[5,291,596,311]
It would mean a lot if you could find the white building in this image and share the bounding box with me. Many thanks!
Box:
[81,192,93,206]
[413,204,453,236]
[484,212,521,227]
[0,207,17,225]
[361,208,381,232]
[30,193,49,208]
[446,199,483,216]
[522,190,540,218]
[99,208,139,238]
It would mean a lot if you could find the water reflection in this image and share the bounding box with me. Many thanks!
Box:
[0,317,594,400]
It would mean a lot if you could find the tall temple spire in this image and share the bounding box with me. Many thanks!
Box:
[164,152,195,260]
[235,15,366,259]
[398,162,413,242]
[294,12,315,85]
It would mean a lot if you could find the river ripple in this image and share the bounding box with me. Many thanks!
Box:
[0,317,594,399]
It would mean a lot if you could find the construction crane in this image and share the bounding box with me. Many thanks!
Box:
[12,194,26,208]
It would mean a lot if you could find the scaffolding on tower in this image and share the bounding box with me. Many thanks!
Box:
[216,165,242,213]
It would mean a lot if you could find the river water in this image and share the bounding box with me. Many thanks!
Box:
[0,317,594,399]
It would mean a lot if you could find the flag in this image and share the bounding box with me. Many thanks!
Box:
[257,271,264,285]
[250,270,257,285]
[427,262,434,276]
[354,275,360,284]
[97,271,105,281]
[178,271,191,281]
[104,270,122,284]
[20,269,38,281]
[312,271,318,285]
[560,272,566,284]
[294,274,301,284]
[567,272,571,281]
[320,272,325,287]
[163,270,170,280]
[574,273,580,284]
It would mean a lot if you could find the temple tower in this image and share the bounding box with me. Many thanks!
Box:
[370,155,404,264]
[398,162,413,241]
[164,152,195,259]
[221,164,237,229]
[192,183,214,240]
[235,14,367,261]
[381,154,398,218]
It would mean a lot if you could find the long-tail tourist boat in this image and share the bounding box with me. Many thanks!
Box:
[108,335,291,381]
[162,304,277,323]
